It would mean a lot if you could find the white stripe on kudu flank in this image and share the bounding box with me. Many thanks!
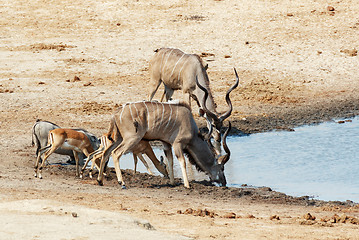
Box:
[133,103,139,117]
[161,49,174,77]
[169,53,185,80]
[177,55,189,82]
[119,103,128,123]
[128,104,134,122]
[153,102,159,129]
[143,102,150,127]
[160,50,166,73]
[164,104,173,130]
[169,105,178,132]
[157,102,165,132]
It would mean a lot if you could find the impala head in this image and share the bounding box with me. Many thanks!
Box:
[196,68,239,150]
[208,121,231,186]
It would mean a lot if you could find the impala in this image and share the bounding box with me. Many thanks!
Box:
[35,128,96,179]
[32,120,99,164]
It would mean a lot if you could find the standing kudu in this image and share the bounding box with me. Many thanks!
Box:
[97,101,231,189]
[148,48,239,152]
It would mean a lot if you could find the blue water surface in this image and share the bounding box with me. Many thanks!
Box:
[112,117,359,202]
[225,117,359,202]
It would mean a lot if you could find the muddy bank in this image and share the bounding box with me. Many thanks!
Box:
[232,97,359,134]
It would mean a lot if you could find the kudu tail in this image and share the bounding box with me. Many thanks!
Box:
[32,122,41,156]
[106,116,122,142]
[106,117,115,142]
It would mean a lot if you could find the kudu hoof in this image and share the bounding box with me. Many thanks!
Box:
[97,180,103,186]
[121,185,127,190]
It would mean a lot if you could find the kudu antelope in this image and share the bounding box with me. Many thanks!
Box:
[97,101,231,189]
[35,128,96,179]
[80,134,168,179]
[148,48,239,151]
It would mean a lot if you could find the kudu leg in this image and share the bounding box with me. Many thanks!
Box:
[97,140,121,186]
[133,153,138,175]
[136,154,154,175]
[163,143,175,185]
[149,79,162,101]
[173,143,190,188]
[143,147,168,178]
[111,139,141,189]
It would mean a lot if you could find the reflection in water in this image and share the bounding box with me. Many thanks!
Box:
[110,117,359,202]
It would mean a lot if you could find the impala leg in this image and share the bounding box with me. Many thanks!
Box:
[89,152,102,178]
[38,146,57,179]
[34,145,51,177]
[91,153,101,178]
[73,151,81,177]
[80,151,96,179]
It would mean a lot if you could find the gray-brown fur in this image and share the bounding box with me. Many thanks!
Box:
[148,48,239,151]
[148,48,217,112]
[97,101,231,188]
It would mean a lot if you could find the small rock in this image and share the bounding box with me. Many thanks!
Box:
[303,213,316,221]
[270,215,280,220]
[71,212,78,218]
[73,76,81,82]
[327,6,335,11]
[224,55,231,58]
[223,212,236,219]
[287,13,294,17]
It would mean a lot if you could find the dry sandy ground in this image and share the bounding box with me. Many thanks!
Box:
[1,0,359,239]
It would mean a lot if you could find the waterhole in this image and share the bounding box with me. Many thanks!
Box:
[111,117,359,202]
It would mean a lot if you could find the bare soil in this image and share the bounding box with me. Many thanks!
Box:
[1,0,359,239]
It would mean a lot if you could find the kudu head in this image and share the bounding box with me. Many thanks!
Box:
[196,68,239,152]
[206,121,231,186]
